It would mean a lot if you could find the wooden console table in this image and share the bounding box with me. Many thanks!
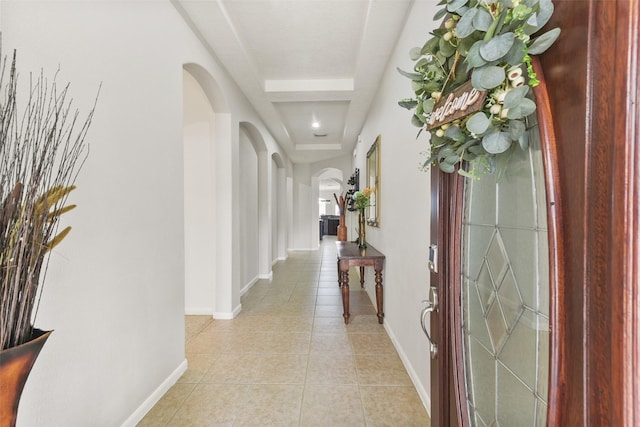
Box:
[336,242,385,324]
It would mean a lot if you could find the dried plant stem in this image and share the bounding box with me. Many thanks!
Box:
[0,51,97,350]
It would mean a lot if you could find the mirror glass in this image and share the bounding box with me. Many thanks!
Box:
[366,135,380,227]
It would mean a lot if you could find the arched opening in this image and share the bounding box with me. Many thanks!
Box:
[315,168,345,242]
[239,121,271,294]
[272,153,287,263]
[182,63,232,317]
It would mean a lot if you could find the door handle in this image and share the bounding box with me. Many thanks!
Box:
[420,286,438,359]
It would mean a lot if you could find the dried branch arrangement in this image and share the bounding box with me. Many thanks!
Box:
[0,51,97,351]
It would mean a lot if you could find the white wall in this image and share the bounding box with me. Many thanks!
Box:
[350,0,439,412]
[183,70,216,314]
[0,1,293,425]
[239,128,259,290]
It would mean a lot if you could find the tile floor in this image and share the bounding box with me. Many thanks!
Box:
[138,237,430,426]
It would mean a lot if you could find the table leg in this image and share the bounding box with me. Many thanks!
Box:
[359,266,365,288]
[340,269,350,324]
[375,268,384,324]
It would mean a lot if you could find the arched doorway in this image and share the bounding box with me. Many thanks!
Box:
[182,64,231,317]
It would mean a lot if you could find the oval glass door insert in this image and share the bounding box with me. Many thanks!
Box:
[460,117,549,426]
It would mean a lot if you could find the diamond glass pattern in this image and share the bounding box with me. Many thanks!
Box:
[461,124,550,426]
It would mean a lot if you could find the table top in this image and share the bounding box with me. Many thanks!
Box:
[336,242,385,260]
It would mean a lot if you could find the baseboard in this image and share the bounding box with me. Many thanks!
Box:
[258,271,273,280]
[213,303,242,319]
[241,276,259,296]
[121,359,188,427]
[384,322,432,418]
[184,307,213,315]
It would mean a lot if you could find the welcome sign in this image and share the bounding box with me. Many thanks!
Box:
[426,81,487,130]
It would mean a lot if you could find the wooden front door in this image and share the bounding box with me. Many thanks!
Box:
[429,0,639,425]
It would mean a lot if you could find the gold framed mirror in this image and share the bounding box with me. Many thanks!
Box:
[366,135,380,227]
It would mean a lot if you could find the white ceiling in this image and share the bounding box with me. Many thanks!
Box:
[173,0,414,164]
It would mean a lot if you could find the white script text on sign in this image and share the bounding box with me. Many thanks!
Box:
[426,81,487,130]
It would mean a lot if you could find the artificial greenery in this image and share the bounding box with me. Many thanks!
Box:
[398,0,560,177]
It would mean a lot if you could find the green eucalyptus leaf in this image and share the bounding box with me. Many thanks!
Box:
[466,111,491,134]
[522,13,540,35]
[506,97,537,119]
[421,36,440,55]
[434,7,449,21]
[456,8,477,39]
[503,85,530,109]
[468,145,485,155]
[423,98,436,113]
[409,47,423,61]
[479,32,515,61]
[439,37,456,57]
[411,80,425,92]
[397,67,424,81]
[482,131,512,154]
[424,81,443,92]
[411,114,425,127]
[508,119,526,140]
[444,154,460,165]
[502,38,527,65]
[438,147,456,158]
[454,63,470,85]
[447,0,468,13]
[518,130,529,150]
[445,125,466,142]
[473,8,494,32]
[466,40,487,68]
[433,28,449,37]
[439,161,456,173]
[415,57,429,70]
[471,65,506,90]
[527,28,561,55]
[457,34,478,56]
[398,99,418,109]
[536,0,555,29]
[436,52,449,66]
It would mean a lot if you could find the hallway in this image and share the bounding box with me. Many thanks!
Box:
[138,237,430,426]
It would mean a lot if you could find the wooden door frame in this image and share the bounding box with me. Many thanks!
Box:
[435,1,640,425]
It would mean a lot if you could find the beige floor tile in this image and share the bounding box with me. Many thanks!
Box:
[312,316,348,334]
[316,295,343,305]
[185,316,213,341]
[305,353,358,385]
[253,353,309,384]
[349,332,395,354]
[272,315,315,334]
[317,287,341,296]
[137,383,195,426]
[201,353,264,384]
[355,353,413,386]
[346,315,387,334]
[234,384,304,426]
[309,332,352,354]
[178,353,218,384]
[360,385,431,426]
[314,305,344,317]
[167,384,247,426]
[300,384,365,426]
[143,240,431,426]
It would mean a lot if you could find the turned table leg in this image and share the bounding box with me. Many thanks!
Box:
[340,268,350,324]
[375,268,384,324]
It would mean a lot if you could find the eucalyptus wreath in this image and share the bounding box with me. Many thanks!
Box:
[398,0,560,178]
